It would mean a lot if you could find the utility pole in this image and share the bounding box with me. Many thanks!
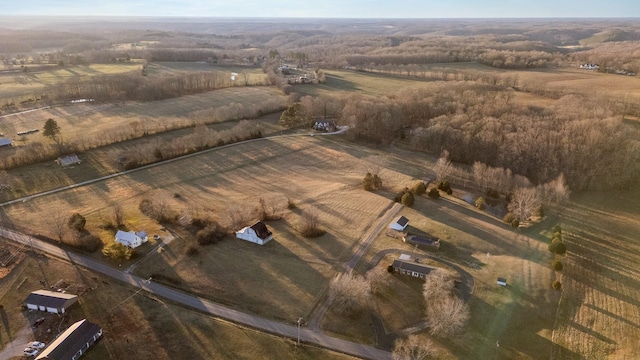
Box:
[296,317,303,346]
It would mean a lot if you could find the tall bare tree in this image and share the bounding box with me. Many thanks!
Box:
[508,187,542,221]
[392,335,437,360]
[329,274,371,316]
[434,150,454,182]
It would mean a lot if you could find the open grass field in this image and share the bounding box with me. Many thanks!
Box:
[551,188,640,359]
[0,242,357,360]
[0,63,142,99]
[296,64,640,106]
[0,97,638,358]
[0,136,425,323]
[146,62,268,84]
[0,86,286,143]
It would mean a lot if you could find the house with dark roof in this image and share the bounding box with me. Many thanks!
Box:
[390,216,409,231]
[404,234,441,249]
[236,221,273,245]
[35,319,102,360]
[25,290,78,314]
[391,259,433,279]
[56,154,81,167]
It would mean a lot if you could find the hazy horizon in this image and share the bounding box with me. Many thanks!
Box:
[1,0,639,18]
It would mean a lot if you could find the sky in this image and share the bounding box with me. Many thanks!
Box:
[1,0,639,18]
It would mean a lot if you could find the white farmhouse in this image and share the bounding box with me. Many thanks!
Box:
[115,230,148,248]
[390,215,409,231]
[236,221,273,245]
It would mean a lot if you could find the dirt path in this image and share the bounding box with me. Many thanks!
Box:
[0,317,32,360]
[307,202,403,332]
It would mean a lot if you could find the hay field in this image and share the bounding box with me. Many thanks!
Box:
[301,65,640,104]
[1,136,428,322]
[0,86,286,143]
[0,63,141,99]
[0,244,356,360]
[551,189,640,359]
[146,62,268,84]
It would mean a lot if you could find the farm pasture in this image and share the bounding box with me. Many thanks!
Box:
[0,86,286,145]
[0,63,142,99]
[1,136,422,322]
[0,244,356,360]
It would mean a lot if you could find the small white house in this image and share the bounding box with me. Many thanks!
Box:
[236,221,273,245]
[497,277,508,287]
[115,230,148,248]
[25,289,78,314]
[390,216,409,231]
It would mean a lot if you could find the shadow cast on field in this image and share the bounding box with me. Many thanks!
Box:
[459,295,575,360]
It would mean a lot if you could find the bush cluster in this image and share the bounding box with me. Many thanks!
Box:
[362,172,383,191]
[411,181,426,195]
[394,187,415,207]
[437,180,453,195]
[548,225,567,255]
[427,187,440,199]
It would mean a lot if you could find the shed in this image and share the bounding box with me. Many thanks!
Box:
[56,154,81,167]
[404,235,441,249]
[35,319,102,360]
[497,277,508,286]
[390,216,409,231]
[391,259,433,279]
[25,289,78,314]
[115,230,148,248]
[0,138,12,147]
[236,221,273,245]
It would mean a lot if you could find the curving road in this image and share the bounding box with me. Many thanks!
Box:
[0,222,391,360]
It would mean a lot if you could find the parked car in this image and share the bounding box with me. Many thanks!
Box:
[153,234,160,240]
[32,317,45,327]
[24,348,39,356]
[27,341,45,349]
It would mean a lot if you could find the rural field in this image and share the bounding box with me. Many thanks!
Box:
[0,25,639,358]
[0,62,142,100]
[0,241,357,360]
[1,116,637,358]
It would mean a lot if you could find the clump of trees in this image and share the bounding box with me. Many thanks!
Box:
[139,198,176,223]
[427,187,440,199]
[392,335,437,360]
[329,274,371,316]
[423,269,470,337]
[548,224,567,255]
[394,187,415,207]
[102,242,136,260]
[362,172,383,191]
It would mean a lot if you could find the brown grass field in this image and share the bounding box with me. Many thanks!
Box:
[0,63,142,99]
[0,242,357,360]
[296,64,640,105]
[0,65,639,358]
[0,86,286,144]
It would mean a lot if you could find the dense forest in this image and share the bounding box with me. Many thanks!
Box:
[1,17,640,192]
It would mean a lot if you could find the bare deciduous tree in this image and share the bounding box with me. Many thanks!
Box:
[366,265,391,294]
[329,274,371,316]
[434,150,454,182]
[508,187,542,221]
[423,268,455,300]
[113,205,124,226]
[44,210,68,242]
[392,335,437,360]
[541,173,570,205]
[426,296,470,337]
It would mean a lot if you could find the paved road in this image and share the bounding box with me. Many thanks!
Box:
[0,227,391,360]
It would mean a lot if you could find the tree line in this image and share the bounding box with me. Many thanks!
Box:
[287,83,639,191]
